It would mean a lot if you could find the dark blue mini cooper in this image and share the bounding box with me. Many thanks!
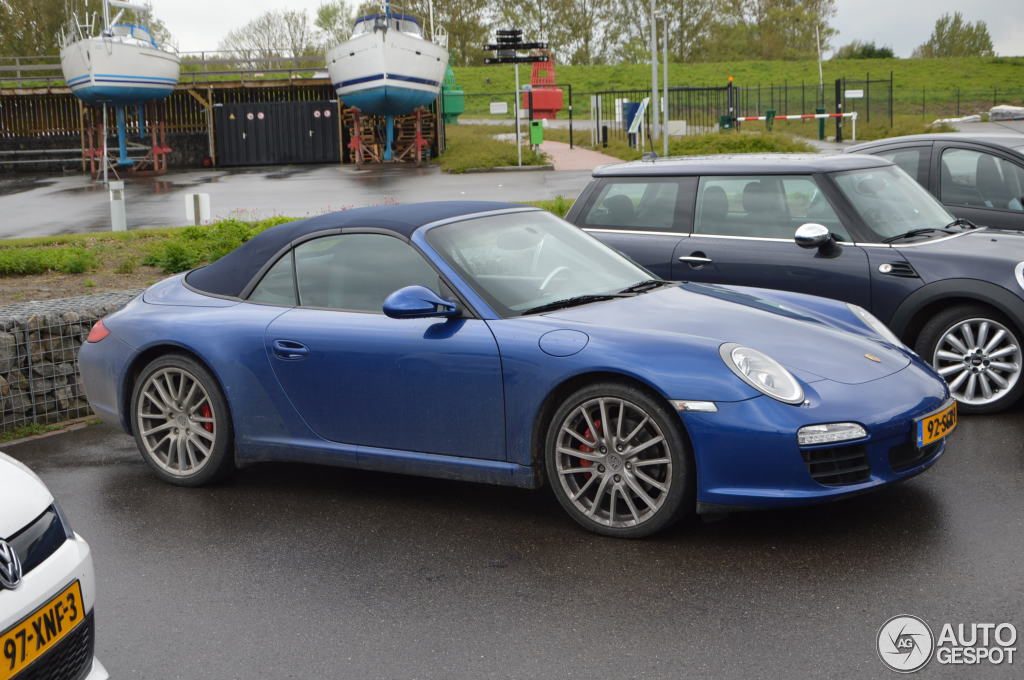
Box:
[566,154,1024,412]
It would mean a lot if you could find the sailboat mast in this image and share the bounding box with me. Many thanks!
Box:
[102,0,111,30]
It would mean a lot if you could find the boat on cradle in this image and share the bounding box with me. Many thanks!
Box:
[59,0,180,107]
[326,1,448,159]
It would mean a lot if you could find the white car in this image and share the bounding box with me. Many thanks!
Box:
[0,451,107,680]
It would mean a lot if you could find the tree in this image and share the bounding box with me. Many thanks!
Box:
[403,0,493,66]
[702,0,838,62]
[316,1,355,48]
[912,12,994,58]
[219,9,320,62]
[833,40,894,60]
[0,0,173,56]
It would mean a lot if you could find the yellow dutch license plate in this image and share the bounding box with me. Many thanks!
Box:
[1,581,85,680]
[916,401,958,448]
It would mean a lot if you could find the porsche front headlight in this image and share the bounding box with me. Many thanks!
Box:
[846,303,905,348]
[719,343,805,405]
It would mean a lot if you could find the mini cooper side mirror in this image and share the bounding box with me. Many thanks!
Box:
[794,223,833,249]
[383,285,459,319]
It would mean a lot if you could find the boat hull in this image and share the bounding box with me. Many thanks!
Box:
[61,37,180,106]
[327,30,447,116]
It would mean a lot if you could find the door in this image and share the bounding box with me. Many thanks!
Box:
[215,101,340,166]
[264,233,505,460]
[574,176,696,279]
[934,145,1024,230]
[672,174,872,308]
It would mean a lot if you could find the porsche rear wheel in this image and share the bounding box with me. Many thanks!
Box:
[545,382,693,538]
[131,354,234,486]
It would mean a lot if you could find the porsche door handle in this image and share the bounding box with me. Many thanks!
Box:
[272,340,309,360]
[677,255,713,264]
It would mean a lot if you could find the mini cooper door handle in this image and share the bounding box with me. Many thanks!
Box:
[678,255,713,265]
[272,340,309,360]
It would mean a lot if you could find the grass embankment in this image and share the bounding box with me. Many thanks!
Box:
[436,124,547,173]
[453,56,1024,119]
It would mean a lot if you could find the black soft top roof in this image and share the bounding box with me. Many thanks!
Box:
[185,201,525,298]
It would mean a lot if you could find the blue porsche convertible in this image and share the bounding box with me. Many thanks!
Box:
[79,201,955,537]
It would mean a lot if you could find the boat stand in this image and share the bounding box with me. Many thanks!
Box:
[131,115,172,176]
[346,109,382,165]
[394,109,431,166]
[83,118,120,181]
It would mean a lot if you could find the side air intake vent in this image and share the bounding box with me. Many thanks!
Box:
[878,262,918,278]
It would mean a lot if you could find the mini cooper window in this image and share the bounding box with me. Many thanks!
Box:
[940,148,1024,212]
[834,165,953,239]
[293,234,440,312]
[875,147,928,186]
[248,253,296,306]
[695,175,848,240]
[582,180,681,231]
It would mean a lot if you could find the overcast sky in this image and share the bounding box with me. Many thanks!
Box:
[156,0,1023,57]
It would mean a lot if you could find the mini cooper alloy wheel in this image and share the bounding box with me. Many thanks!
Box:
[932,317,1022,407]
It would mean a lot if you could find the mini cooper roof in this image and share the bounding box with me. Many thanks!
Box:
[185,201,526,298]
[848,133,1024,153]
[592,153,890,177]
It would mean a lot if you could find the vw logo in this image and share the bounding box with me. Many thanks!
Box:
[0,539,22,590]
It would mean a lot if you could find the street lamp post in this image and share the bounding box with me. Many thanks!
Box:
[649,0,659,145]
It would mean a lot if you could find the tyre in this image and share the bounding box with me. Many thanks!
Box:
[545,382,693,538]
[130,354,235,486]
[914,304,1024,414]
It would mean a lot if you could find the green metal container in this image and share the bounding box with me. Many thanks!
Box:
[441,65,465,124]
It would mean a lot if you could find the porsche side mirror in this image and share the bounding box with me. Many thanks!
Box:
[383,285,459,319]
[794,223,833,249]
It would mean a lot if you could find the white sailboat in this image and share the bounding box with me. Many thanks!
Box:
[59,0,180,107]
[326,1,447,160]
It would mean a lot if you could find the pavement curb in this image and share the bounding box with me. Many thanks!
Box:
[459,165,555,174]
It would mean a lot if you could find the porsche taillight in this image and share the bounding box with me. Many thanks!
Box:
[86,318,110,343]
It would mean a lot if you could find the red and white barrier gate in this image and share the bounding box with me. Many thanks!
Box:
[736,112,859,141]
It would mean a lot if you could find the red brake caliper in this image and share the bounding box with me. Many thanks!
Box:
[576,419,602,479]
[199,404,214,433]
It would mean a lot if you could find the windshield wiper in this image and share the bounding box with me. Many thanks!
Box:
[943,217,980,230]
[617,279,675,294]
[520,294,631,316]
[882,227,956,244]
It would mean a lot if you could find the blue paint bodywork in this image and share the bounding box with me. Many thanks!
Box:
[69,84,175,106]
[79,207,951,508]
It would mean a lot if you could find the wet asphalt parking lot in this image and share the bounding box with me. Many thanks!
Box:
[5,406,1023,679]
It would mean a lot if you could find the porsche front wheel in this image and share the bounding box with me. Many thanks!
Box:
[545,383,693,538]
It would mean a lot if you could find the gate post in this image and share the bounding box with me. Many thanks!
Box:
[834,78,843,143]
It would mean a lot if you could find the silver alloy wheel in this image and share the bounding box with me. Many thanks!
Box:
[136,367,217,476]
[933,317,1022,406]
[554,397,672,529]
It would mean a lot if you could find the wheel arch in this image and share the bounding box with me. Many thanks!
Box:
[529,370,694,487]
[120,344,226,435]
[889,279,1024,345]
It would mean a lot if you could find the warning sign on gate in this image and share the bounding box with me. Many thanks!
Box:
[257,112,265,120]
[324,110,331,118]
[247,112,254,120]
[314,110,321,118]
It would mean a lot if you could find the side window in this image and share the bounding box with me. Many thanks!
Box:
[248,252,296,306]
[941,148,1024,212]
[876,147,928,186]
[582,180,681,231]
[695,175,849,240]
[294,233,440,312]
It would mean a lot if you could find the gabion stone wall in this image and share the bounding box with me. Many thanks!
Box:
[0,290,142,432]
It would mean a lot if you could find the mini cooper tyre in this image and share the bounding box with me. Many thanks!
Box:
[130,354,234,486]
[915,304,1024,414]
[545,382,693,538]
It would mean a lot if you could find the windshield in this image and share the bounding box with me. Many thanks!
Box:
[832,165,954,241]
[426,211,654,316]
